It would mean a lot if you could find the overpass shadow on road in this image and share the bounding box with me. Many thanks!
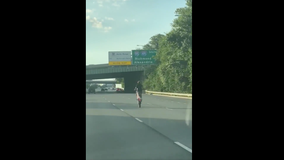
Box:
[86,100,191,110]
[87,92,131,95]
[86,102,167,110]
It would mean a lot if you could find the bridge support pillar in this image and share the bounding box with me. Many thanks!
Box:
[124,72,143,93]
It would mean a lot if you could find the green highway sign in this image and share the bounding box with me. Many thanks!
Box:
[132,50,157,65]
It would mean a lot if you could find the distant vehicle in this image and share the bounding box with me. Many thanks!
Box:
[88,85,96,94]
[101,88,108,91]
[88,88,96,94]
[115,84,122,89]
[116,88,124,92]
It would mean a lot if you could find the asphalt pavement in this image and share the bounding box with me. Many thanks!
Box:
[86,93,192,160]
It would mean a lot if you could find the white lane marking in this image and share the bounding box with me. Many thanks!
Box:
[120,109,124,111]
[174,142,192,153]
[113,104,116,106]
[108,100,110,102]
[135,118,143,122]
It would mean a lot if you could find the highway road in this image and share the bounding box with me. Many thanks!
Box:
[86,93,192,160]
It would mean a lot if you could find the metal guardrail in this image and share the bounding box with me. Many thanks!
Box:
[145,90,192,98]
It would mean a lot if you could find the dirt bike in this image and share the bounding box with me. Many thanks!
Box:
[134,88,142,108]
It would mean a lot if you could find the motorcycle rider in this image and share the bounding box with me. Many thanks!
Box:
[134,81,143,107]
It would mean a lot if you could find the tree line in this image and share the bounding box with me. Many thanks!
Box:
[142,0,192,93]
[116,0,192,93]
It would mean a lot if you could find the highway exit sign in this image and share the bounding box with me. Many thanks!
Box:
[132,50,156,65]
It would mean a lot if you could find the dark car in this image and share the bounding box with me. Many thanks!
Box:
[88,86,96,94]
[88,88,96,94]
[101,88,108,91]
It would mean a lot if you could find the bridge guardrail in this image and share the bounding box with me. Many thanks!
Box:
[145,90,192,98]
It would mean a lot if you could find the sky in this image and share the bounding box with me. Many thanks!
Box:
[86,0,187,65]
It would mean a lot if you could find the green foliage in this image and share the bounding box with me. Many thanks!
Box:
[86,83,99,89]
[141,0,192,93]
[89,84,98,89]
[115,78,125,88]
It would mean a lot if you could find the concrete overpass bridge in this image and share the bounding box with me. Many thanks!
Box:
[86,64,150,93]
[86,79,117,85]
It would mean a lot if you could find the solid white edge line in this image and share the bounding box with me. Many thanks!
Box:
[120,109,124,111]
[174,142,192,153]
[135,118,143,122]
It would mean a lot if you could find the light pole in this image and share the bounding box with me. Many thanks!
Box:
[137,45,144,50]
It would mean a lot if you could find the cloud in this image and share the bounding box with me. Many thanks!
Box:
[97,0,103,7]
[112,2,120,7]
[87,16,112,33]
[94,0,126,8]
[89,17,103,28]
[86,9,93,13]
[105,17,114,20]
[103,26,112,32]
[124,19,135,22]
[112,0,127,7]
